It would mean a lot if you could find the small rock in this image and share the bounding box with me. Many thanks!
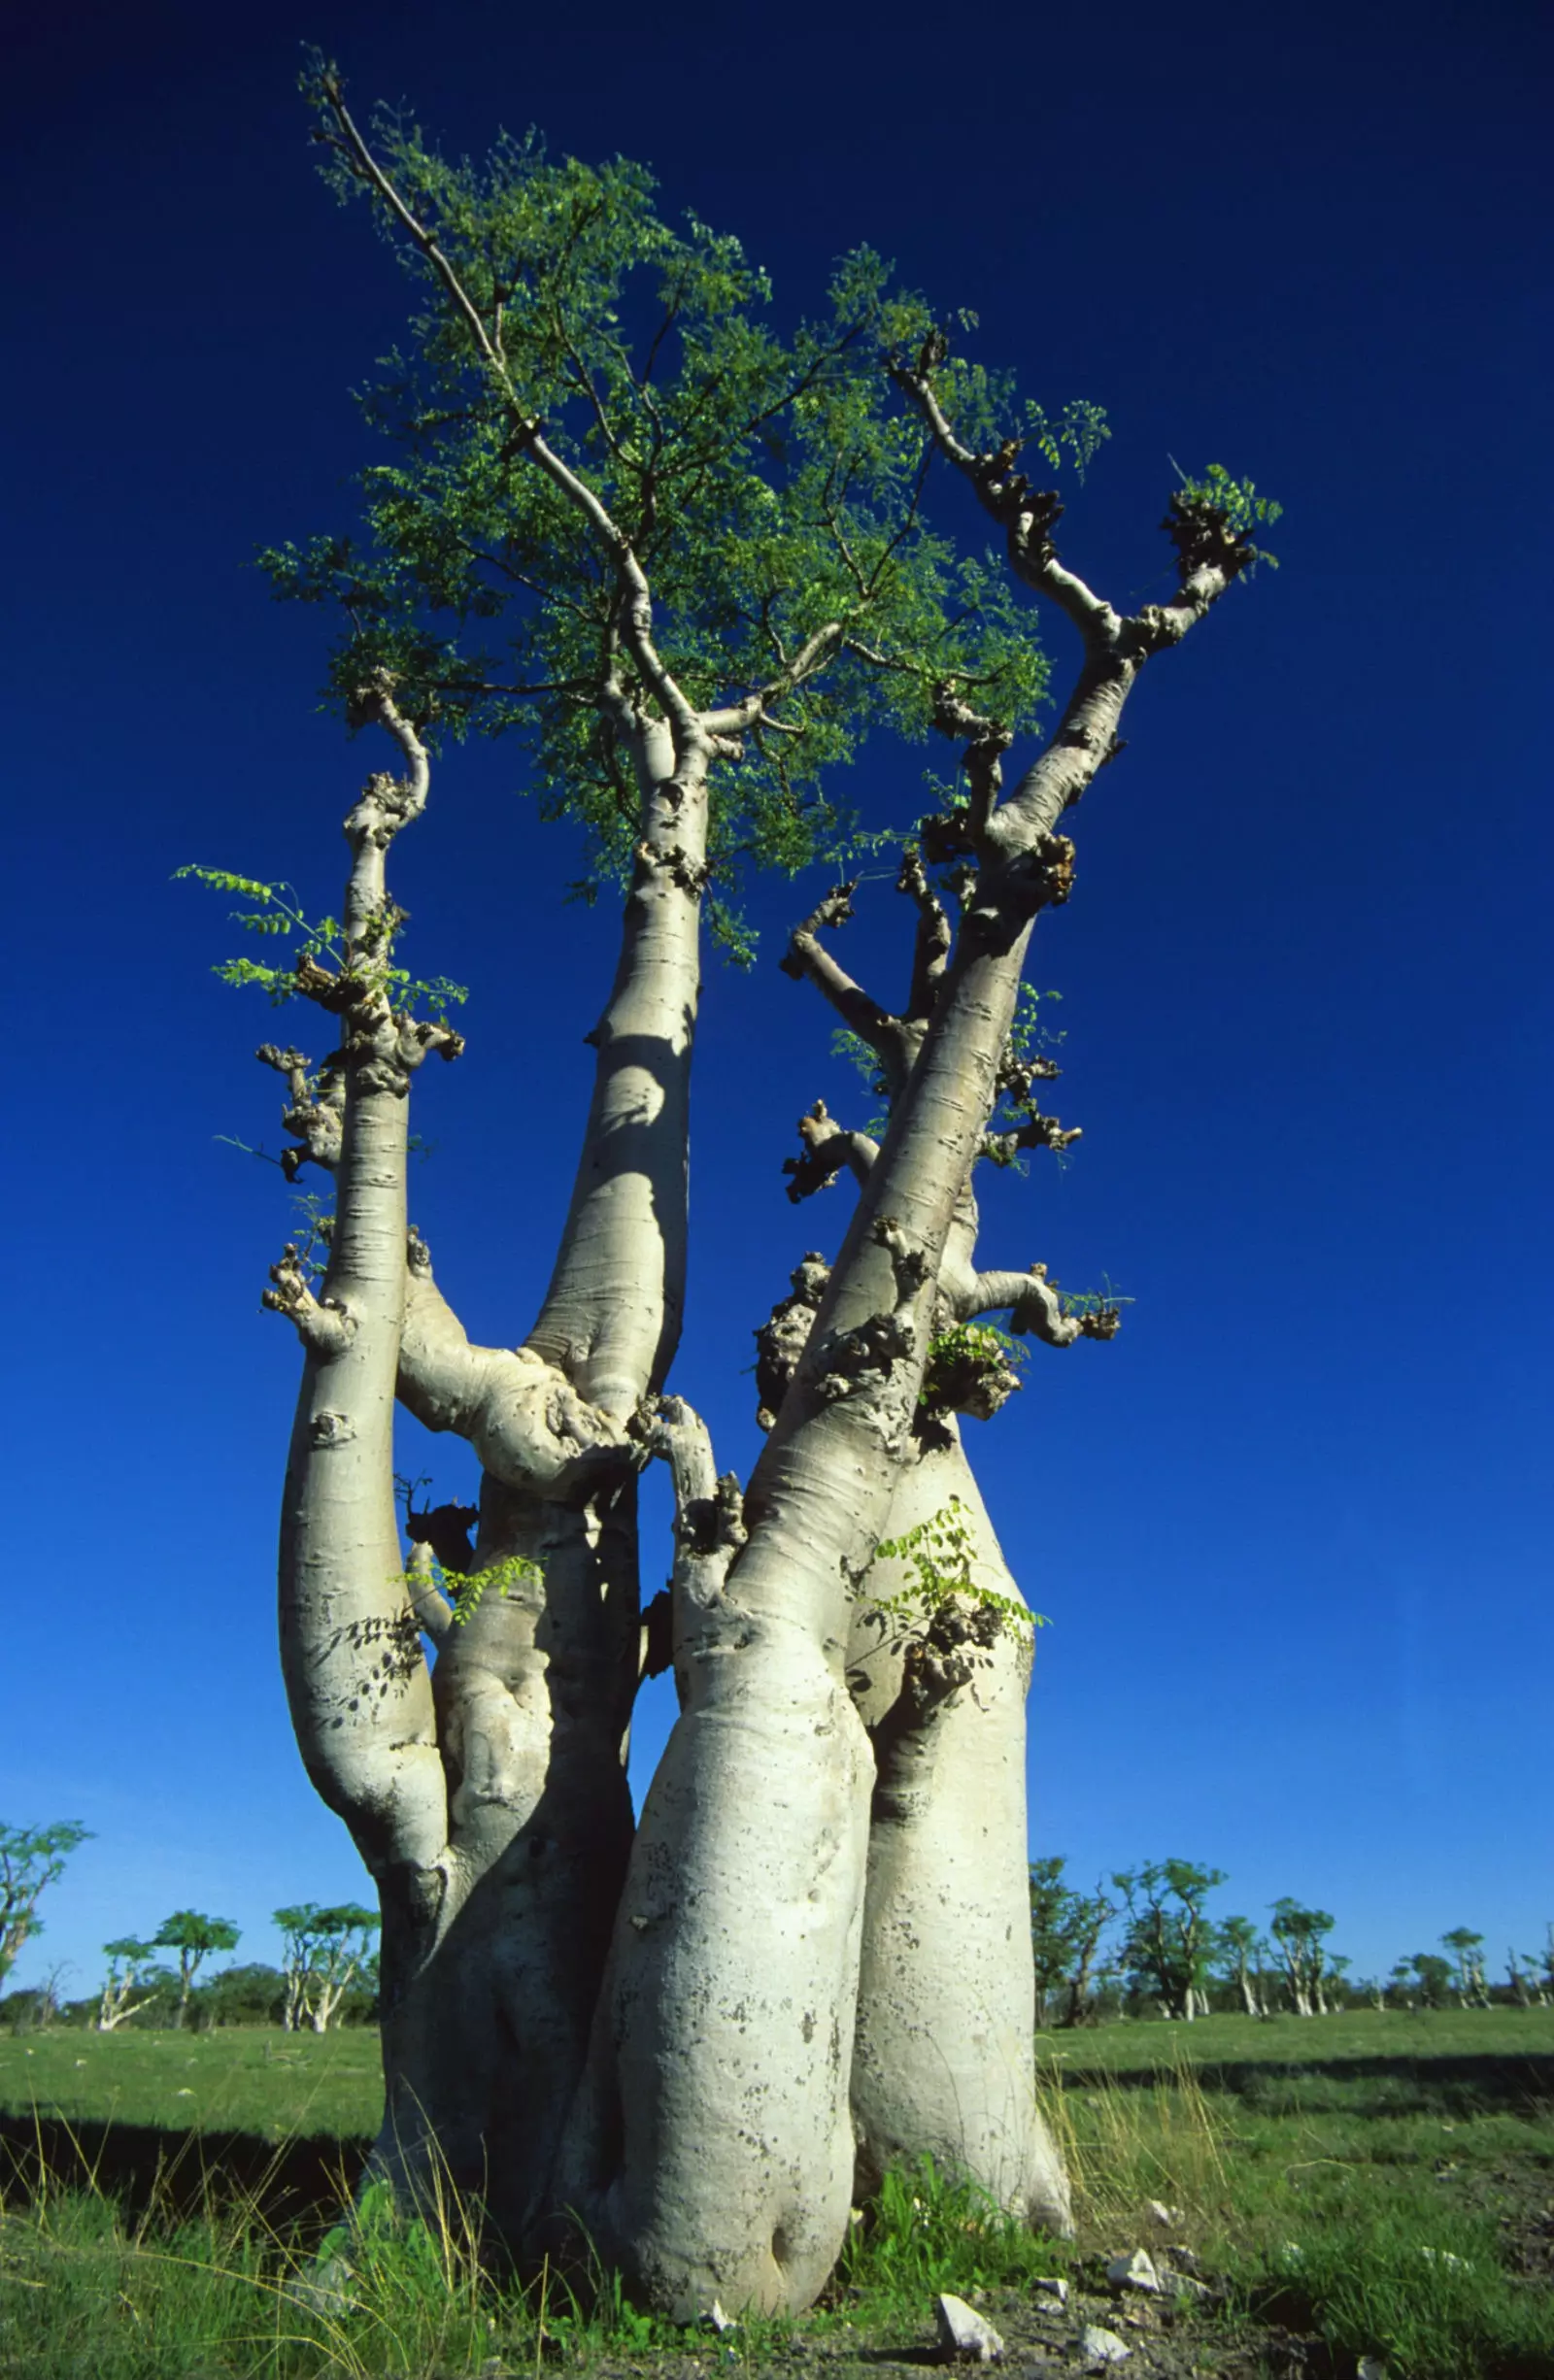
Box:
[1168,2244,1201,2272]
[1106,2249,1161,2294]
[706,2299,738,2334]
[1080,2324,1132,2366]
[1419,2246,1470,2272]
[1146,2199,1182,2228]
[1166,2270,1213,2303]
[934,2292,1005,2363]
[1357,2361,1388,2380]
[1033,2274,1069,2305]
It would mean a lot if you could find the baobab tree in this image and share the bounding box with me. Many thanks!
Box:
[1113,1860,1227,2021]
[152,1911,241,2028]
[96,1938,165,2031]
[1269,1897,1337,2016]
[275,1903,381,2031]
[0,1822,91,1992]
[195,56,1272,2317]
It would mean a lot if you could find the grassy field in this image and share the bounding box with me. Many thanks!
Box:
[1,2009,1551,2377]
[0,2025,383,2143]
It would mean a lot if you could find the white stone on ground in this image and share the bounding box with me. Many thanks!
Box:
[1106,2248,1162,2293]
[1080,2324,1132,2366]
[933,2293,1005,2363]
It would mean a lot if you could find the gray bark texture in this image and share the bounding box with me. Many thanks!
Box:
[554,414,1257,2309]
[849,1428,1071,2234]
[371,725,704,2236]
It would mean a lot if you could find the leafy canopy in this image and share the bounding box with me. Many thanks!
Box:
[260,58,1107,940]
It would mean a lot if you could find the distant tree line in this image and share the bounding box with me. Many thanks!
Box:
[1030,1856,1554,2025]
[5,1817,1545,2036]
[0,1821,379,2032]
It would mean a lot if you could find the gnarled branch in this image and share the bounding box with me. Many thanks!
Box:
[948,1262,1121,1348]
[399,1231,631,1499]
[263,1246,355,1355]
[641,1394,746,1614]
[783,1100,880,1203]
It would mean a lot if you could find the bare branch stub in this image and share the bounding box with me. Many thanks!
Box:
[263,1244,355,1356]
[404,1499,480,1575]
[754,1253,830,1432]
[811,1215,929,1407]
[257,1044,345,1178]
[896,847,952,1022]
[918,1329,1025,1425]
[783,1100,880,1205]
[952,1260,1122,1350]
[640,1394,746,1614]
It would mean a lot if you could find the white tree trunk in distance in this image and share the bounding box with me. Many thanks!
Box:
[848,1427,1070,2233]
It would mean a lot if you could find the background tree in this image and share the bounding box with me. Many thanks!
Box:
[1214,1915,1270,2018]
[274,1903,381,2031]
[1269,1898,1337,2016]
[1441,1927,1490,2007]
[1030,1857,1118,2027]
[1400,1951,1454,2010]
[0,1822,91,1990]
[96,1938,164,2031]
[152,1911,241,2028]
[1113,1860,1227,2022]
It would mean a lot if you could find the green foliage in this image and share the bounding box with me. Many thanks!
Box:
[153,1911,242,2021]
[406,1553,544,1628]
[175,864,467,1019]
[863,1495,1043,1641]
[0,1820,92,1988]
[274,1905,380,2031]
[1029,1856,1120,2027]
[1113,1860,1228,2019]
[265,64,1106,918]
[1171,460,1282,568]
[919,1320,1026,1408]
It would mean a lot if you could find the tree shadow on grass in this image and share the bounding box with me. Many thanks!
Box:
[0,2111,371,2233]
[1054,2053,1554,2122]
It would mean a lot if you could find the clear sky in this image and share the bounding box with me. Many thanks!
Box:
[4,0,1549,2003]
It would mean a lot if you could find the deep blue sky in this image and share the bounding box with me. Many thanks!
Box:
[4,0,1549,2002]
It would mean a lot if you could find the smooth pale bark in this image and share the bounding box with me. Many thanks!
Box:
[848,1427,1070,2234]
[562,914,1035,2315]
[561,449,1253,2305]
[275,727,453,1943]
[377,724,704,2233]
[376,1482,640,2236]
[280,1079,446,1887]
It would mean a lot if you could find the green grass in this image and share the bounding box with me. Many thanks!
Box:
[1038,2006,1554,2378]
[0,2028,382,2142]
[2,2011,1552,2375]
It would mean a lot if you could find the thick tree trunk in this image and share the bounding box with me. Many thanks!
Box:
[847,1426,1070,2232]
[561,915,1035,2316]
[374,1483,640,2239]
[378,727,703,2236]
